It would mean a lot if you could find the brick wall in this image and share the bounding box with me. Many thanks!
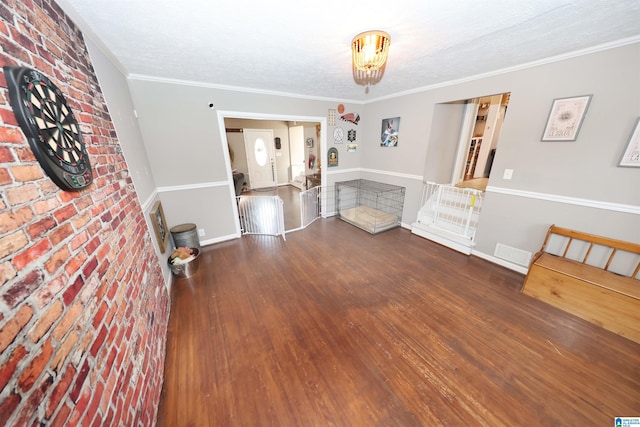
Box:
[0,1,170,426]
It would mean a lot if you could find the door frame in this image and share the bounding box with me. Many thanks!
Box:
[451,93,509,186]
[216,110,327,235]
[451,101,479,185]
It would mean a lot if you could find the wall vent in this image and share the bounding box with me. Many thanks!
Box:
[494,243,532,267]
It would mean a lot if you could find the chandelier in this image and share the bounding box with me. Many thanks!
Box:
[352,62,386,90]
[351,30,391,75]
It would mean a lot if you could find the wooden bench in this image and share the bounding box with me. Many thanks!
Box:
[521,225,640,343]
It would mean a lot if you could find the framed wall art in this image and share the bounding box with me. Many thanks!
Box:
[381,117,400,147]
[619,117,640,167]
[541,95,592,141]
[328,109,337,126]
[150,200,169,253]
[328,147,339,167]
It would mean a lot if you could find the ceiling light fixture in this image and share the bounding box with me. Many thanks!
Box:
[351,30,390,91]
[351,30,390,74]
[352,63,386,89]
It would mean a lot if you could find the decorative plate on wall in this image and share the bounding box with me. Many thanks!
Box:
[4,66,93,191]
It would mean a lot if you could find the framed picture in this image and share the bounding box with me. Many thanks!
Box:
[306,137,314,148]
[381,117,400,147]
[150,200,169,253]
[327,147,339,167]
[541,95,592,141]
[619,117,640,167]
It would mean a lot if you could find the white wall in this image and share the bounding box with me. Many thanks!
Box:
[423,102,466,183]
[84,39,172,285]
[364,42,640,263]
[127,81,335,243]
[115,40,639,273]
[474,44,640,258]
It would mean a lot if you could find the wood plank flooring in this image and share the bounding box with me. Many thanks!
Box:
[157,218,640,426]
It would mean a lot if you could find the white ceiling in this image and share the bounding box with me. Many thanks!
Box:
[58,0,640,102]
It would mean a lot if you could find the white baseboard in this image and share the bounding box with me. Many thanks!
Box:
[411,222,474,255]
[200,233,239,247]
[471,250,529,274]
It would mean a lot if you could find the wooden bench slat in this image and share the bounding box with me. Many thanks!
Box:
[604,248,617,271]
[561,236,573,258]
[582,242,594,264]
[548,225,640,255]
[535,253,640,300]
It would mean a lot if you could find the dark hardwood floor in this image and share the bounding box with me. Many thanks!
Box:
[157,218,640,426]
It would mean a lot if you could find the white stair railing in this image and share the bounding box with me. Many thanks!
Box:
[416,182,484,240]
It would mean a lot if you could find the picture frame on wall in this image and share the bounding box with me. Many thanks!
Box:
[541,95,592,141]
[619,117,640,167]
[150,200,169,253]
[381,117,400,147]
[327,147,339,167]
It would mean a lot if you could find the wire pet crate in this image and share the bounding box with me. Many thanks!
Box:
[335,179,405,234]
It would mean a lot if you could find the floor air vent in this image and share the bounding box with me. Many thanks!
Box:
[494,243,532,267]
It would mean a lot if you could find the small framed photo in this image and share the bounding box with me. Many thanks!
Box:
[150,200,169,253]
[306,137,314,148]
[619,117,640,167]
[541,95,592,141]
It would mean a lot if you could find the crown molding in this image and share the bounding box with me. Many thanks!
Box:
[129,36,640,105]
[54,0,129,76]
[127,74,362,105]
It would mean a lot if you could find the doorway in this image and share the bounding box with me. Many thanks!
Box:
[217,111,326,235]
[289,125,306,190]
[454,93,510,191]
[413,92,510,252]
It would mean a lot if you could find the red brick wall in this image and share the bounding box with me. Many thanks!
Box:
[0,1,170,426]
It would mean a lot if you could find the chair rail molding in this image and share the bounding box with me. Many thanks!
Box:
[485,186,640,215]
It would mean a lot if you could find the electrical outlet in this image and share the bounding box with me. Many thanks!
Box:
[197,229,205,237]
[503,169,514,180]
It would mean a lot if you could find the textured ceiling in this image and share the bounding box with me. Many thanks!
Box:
[58,0,640,102]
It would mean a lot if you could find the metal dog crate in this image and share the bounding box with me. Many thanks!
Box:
[335,179,405,234]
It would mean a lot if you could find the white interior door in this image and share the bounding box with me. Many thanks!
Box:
[451,101,479,185]
[244,129,276,189]
[288,125,305,179]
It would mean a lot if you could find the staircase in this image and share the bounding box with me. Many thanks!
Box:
[411,182,484,255]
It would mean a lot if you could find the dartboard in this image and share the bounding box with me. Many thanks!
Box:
[4,66,93,191]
